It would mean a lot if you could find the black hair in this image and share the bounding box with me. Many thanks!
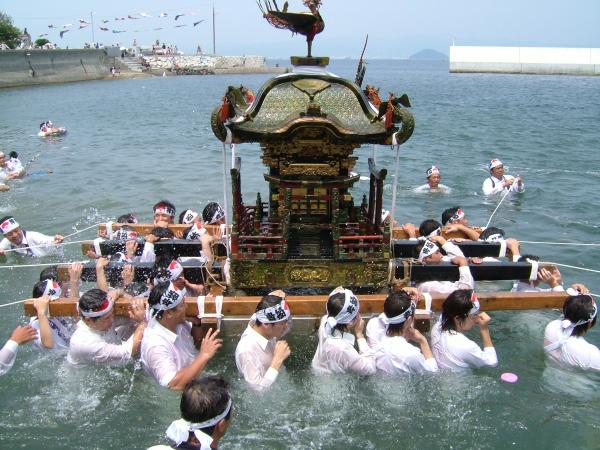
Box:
[479,227,506,241]
[384,290,413,336]
[39,266,58,281]
[518,254,539,263]
[326,290,356,333]
[147,281,171,320]
[441,207,461,226]
[8,151,18,159]
[202,202,224,224]
[563,295,597,337]
[153,200,176,214]
[419,219,442,238]
[117,213,137,224]
[254,294,284,327]
[440,289,474,332]
[79,288,109,321]
[150,227,174,240]
[180,377,231,437]
[32,280,49,298]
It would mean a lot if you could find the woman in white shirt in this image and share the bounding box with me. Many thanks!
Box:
[431,289,498,372]
[544,293,600,371]
[311,286,376,375]
[371,290,438,374]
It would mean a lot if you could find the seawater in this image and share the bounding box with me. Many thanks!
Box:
[0,59,599,449]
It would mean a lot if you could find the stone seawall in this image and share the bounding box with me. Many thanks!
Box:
[141,55,286,74]
[0,49,117,88]
[449,46,600,76]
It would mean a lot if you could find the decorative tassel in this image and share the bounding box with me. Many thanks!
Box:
[219,96,230,123]
[384,94,394,129]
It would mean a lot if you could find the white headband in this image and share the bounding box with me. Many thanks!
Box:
[42,279,62,300]
[418,239,439,262]
[112,229,138,241]
[182,209,199,225]
[154,205,175,217]
[382,301,416,326]
[325,287,359,333]
[251,299,291,323]
[151,283,186,312]
[426,166,440,178]
[483,233,504,243]
[448,208,465,224]
[208,205,225,224]
[168,260,184,281]
[79,295,114,318]
[0,217,19,234]
[469,291,480,315]
[489,159,503,170]
[186,222,206,240]
[165,397,232,448]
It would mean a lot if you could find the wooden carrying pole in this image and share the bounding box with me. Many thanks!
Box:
[23,292,569,317]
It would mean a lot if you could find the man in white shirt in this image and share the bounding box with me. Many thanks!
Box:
[67,288,147,367]
[482,158,524,196]
[414,165,450,193]
[0,325,37,376]
[141,281,222,390]
[0,151,24,183]
[0,216,64,257]
[416,235,475,295]
[235,290,292,391]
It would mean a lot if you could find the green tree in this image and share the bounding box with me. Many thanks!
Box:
[0,11,21,49]
[35,38,50,47]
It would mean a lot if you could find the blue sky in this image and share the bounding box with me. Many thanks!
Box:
[5,0,599,58]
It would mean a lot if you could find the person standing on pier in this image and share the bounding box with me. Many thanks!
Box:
[235,290,292,391]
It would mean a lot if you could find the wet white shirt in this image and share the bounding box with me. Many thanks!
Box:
[29,316,73,350]
[544,320,600,371]
[141,319,196,387]
[0,340,19,376]
[67,318,135,367]
[235,324,280,391]
[365,314,387,348]
[311,316,376,375]
[376,335,438,374]
[414,183,451,194]
[482,175,524,196]
[0,231,60,257]
[430,321,497,372]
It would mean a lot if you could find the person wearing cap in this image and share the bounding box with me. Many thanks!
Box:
[415,234,475,296]
[153,200,177,225]
[441,206,481,241]
[430,289,497,372]
[235,290,292,391]
[0,216,64,257]
[544,293,599,371]
[149,376,232,450]
[482,158,524,196]
[367,289,438,374]
[141,281,222,390]
[67,288,147,367]
[414,166,450,193]
[311,286,376,375]
[0,325,37,376]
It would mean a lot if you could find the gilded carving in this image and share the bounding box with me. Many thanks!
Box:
[289,267,331,283]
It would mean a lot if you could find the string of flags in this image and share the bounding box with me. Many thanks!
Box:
[39,9,205,40]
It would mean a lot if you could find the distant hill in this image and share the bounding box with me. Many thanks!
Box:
[409,49,448,61]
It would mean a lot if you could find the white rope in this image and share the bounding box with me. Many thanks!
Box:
[541,261,600,275]
[62,222,102,240]
[0,298,30,308]
[0,260,87,269]
[485,188,511,228]
[1,239,91,254]
[221,142,230,257]
[520,241,600,247]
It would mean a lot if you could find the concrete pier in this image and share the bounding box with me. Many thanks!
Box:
[449,46,600,76]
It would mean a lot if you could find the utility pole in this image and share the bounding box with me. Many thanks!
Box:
[91,11,95,45]
[212,5,216,55]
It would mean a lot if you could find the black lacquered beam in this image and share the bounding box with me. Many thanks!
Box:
[394,260,534,282]
[392,239,503,258]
